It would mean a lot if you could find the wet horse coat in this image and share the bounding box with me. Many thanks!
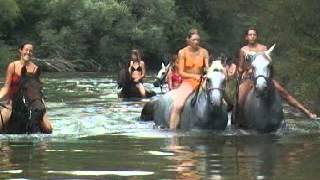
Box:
[2,66,46,134]
[237,46,283,133]
[141,61,228,130]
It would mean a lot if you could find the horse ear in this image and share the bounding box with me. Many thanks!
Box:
[265,44,276,60]
[161,62,165,69]
[21,66,27,77]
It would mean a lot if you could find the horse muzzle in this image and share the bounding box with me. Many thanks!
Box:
[153,78,161,87]
[255,76,268,92]
[208,88,223,107]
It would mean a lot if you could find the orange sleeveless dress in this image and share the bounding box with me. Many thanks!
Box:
[182,48,205,90]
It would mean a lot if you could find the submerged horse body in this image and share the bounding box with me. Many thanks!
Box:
[2,66,46,134]
[141,62,228,130]
[237,46,283,133]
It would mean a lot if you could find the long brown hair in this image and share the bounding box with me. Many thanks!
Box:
[131,49,142,62]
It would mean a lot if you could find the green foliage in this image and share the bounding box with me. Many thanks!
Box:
[0,0,20,38]
[0,41,16,71]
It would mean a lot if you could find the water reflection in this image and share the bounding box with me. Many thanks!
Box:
[0,141,50,179]
[166,136,202,179]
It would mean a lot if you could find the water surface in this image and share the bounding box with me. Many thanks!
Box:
[1,72,320,179]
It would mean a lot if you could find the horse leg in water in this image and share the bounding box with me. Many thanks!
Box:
[235,80,253,127]
[169,82,194,129]
[41,112,53,134]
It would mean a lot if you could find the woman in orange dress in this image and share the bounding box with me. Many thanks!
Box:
[169,29,209,129]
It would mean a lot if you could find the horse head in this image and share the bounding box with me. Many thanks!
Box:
[205,60,226,106]
[13,66,46,133]
[250,44,275,95]
[153,62,170,87]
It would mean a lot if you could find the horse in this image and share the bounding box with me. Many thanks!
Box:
[153,62,170,92]
[2,66,46,134]
[141,61,228,130]
[117,67,156,99]
[236,45,283,133]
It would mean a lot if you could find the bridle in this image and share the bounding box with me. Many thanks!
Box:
[21,93,45,121]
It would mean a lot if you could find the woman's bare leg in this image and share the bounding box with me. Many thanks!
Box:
[0,106,12,131]
[41,112,53,134]
[169,82,194,129]
[273,80,317,119]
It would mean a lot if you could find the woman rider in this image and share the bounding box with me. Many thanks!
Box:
[128,49,147,97]
[237,27,317,119]
[169,29,209,129]
[0,42,53,133]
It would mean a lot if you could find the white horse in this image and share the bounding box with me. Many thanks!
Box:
[240,45,284,132]
[142,61,228,130]
[153,62,170,92]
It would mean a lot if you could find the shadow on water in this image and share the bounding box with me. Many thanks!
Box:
[1,72,320,179]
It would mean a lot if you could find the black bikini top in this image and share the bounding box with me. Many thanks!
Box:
[130,61,142,73]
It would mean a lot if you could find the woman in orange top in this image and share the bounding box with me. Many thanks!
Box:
[0,42,53,133]
[169,29,209,129]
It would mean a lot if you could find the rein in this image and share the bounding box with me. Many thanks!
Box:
[191,75,205,107]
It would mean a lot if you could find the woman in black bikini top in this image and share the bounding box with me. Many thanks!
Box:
[128,49,147,97]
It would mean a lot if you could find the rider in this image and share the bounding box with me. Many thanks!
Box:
[128,49,147,97]
[169,28,209,129]
[237,27,317,119]
[218,55,237,112]
[166,54,183,90]
[0,42,53,133]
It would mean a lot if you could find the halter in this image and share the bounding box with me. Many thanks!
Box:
[252,66,273,98]
[21,94,45,121]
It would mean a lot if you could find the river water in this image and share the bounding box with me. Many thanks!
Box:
[1,73,320,179]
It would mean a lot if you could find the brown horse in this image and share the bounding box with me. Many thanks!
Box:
[2,66,46,134]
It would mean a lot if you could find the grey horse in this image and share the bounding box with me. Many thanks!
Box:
[240,45,284,133]
[141,61,228,130]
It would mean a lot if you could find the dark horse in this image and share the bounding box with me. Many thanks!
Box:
[117,67,156,98]
[2,66,46,134]
[141,61,228,130]
[237,45,283,133]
